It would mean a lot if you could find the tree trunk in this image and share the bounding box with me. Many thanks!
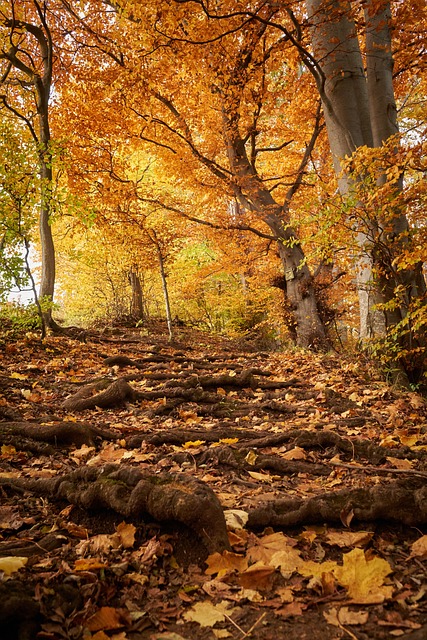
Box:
[128,267,144,321]
[306,0,426,361]
[156,244,173,341]
[219,15,328,349]
[1,15,58,332]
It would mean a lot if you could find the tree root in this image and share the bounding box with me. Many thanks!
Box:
[248,478,427,528]
[0,421,116,447]
[198,446,331,476]
[0,464,231,555]
[62,378,136,411]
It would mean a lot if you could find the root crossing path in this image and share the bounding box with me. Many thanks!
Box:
[0,325,426,640]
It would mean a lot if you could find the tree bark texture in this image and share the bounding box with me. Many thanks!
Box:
[306,0,426,352]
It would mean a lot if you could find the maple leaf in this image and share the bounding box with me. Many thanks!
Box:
[333,548,393,604]
[205,550,248,576]
[182,600,238,627]
[238,562,276,591]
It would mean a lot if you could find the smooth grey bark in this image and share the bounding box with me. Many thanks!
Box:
[306,0,426,349]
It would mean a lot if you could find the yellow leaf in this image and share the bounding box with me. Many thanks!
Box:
[217,387,227,396]
[334,548,393,603]
[0,556,28,576]
[247,470,272,482]
[219,438,239,445]
[182,440,205,449]
[182,601,236,627]
[1,444,17,456]
[245,450,257,465]
[10,372,28,380]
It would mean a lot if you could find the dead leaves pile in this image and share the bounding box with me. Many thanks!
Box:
[0,329,426,639]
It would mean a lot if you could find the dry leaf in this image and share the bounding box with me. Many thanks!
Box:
[117,522,136,548]
[247,470,272,482]
[334,548,393,604]
[86,606,124,631]
[182,601,236,627]
[248,531,297,565]
[386,457,413,470]
[205,550,248,576]
[409,535,427,559]
[182,440,205,448]
[326,531,373,548]
[223,509,248,530]
[74,558,107,571]
[281,446,307,461]
[238,562,276,590]
[0,556,28,576]
[338,607,369,625]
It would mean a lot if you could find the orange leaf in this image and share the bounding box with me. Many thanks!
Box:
[86,606,123,632]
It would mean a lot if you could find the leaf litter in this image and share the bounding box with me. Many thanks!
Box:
[0,325,426,639]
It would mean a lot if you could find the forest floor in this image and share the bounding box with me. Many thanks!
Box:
[0,323,426,640]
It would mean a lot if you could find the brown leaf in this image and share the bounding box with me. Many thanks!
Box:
[86,606,124,632]
[116,522,136,548]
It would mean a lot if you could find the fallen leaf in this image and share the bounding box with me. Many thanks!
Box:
[223,509,248,530]
[86,606,124,631]
[248,531,297,565]
[409,535,427,559]
[280,446,307,461]
[334,548,393,603]
[182,600,236,627]
[0,556,28,576]
[276,601,304,618]
[325,531,374,548]
[117,522,136,548]
[247,470,273,482]
[74,558,107,571]
[205,550,248,576]
[386,457,413,470]
[338,607,369,625]
[238,562,276,591]
[182,440,205,448]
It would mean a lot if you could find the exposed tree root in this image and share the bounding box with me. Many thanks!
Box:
[197,445,331,476]
[62,378,136,411]
[0,421,116,447]
[0,464,231,555]
[248,478,427,528]
[0,533,68,558]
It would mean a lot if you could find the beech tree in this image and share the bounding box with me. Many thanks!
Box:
[0,0,58,331]
[303,0,427,381]
[52,1,332,348]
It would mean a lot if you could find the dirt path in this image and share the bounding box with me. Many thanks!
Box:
[0,325,426,640]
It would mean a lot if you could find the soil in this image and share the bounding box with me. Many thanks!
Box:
[0,323,426,640]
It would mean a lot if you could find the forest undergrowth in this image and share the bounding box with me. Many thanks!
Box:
[0,323,426,640]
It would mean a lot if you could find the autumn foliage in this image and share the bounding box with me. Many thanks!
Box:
[0,0,426,381]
